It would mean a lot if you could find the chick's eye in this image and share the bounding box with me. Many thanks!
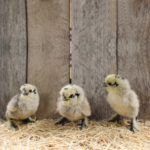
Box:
[108,83,112,86]
[33,89,36,94]
[69,94,74,98]
[75,93,80,97]
[29,90,32,93]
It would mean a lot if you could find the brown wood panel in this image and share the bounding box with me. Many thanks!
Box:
[27,0,70,119]
[70,0,72,29]
[118,0,150,119]
[0,0,27,119]
[72,0,117,120]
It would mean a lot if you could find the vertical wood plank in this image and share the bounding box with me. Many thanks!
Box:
[0,0,27,119]
[118,0,150,120]
[70,0,72,29]
[27,0,70,119]
[72,0,117,120]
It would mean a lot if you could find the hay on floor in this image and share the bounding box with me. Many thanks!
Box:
[0,118,150,150]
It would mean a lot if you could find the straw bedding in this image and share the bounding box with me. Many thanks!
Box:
[0,118,150,150]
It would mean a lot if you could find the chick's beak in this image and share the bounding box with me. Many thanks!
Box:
[102,83,108,87]
[23,89,28,95]
[61,96,66,101]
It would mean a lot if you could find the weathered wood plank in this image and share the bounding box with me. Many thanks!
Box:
[118,0,150,120]
[0,0,27,119]
[72,0,117,120]
[70,0,72,29]
[27,0,70,119]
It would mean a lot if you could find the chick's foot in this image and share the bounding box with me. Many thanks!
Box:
[55,117,70,126]
[22,118,35,124]
[77,119,86,130]
[108,114,122,124]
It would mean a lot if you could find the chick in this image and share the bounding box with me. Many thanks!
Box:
[55,84,91,130]
[102,74,139,132]
[6,84,39,130]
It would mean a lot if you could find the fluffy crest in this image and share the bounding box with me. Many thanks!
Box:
[59,84,85,105]
[20,84,38,100]
[104,74,131,92]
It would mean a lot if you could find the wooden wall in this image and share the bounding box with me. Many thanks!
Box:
[0,0,27,119]
[118,0,150,120]
[0,0,70,120]
[72,0,117,120]
[27,0,70,119]
[0,0,150,120]
[72,0,150,120]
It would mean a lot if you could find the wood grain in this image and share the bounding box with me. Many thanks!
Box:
[72,0,117,120]
[0,0,27,119]
[118,0,150,120]
[70,0,72,29]
[27,0,70,119]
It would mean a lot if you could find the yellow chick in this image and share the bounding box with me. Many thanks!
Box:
[55,84,91,130]
[102,74,139,132]
[6,84,39,130]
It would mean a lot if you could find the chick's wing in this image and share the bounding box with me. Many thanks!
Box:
[127,91,139,108]
[81,97,91,117]
[7,95,20,112]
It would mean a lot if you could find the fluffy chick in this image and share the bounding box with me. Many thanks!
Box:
[102,74,139,132]
[55,84,91,130]
[6,84,39,130]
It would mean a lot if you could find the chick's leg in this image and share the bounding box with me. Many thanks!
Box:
[55,117,70,126]
[127,117,138,124]
[128,119,139,133]
[77,118,87,130]
[130,119,134,133]
[108,113,121,124]
[7,118,18,130]
[22,117,35,124]
[11,121,18,129]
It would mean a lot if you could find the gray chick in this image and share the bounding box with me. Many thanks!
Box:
[6,84,39,130]
[102,74,140,132]
[55,84,91,130]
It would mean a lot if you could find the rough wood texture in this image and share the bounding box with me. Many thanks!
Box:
[0,0,27,119]
[27,0,70,119]
[118,0,150,120]
[72,0,117,120]
[70,0,72,29]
